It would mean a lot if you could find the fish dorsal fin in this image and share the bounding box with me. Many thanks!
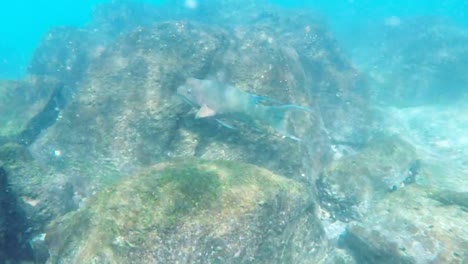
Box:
[196,104,216,118]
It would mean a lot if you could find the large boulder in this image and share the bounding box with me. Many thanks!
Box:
[342,186,468,263]
[381,104,468,193]
[317,134,468,263]
[317,135,420,222]
[45,159,325,264]
[28,12,368,197]
[28,21,228,191]
[318,103,468,262]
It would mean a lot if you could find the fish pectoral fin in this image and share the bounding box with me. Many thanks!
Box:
[195,104,217,118]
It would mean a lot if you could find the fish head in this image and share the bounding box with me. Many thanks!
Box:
[177,78,206,106]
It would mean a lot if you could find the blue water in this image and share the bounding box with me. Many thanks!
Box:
[1,0,466,79]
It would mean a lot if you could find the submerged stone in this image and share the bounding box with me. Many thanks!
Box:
[27,18,339,191]
[328,104,468,263]
[317,135,419,221]
[0,78,61,142]
[0,163,36,262]
[45,159,324,264]
[342,186,468,264]
[0,142,79,256]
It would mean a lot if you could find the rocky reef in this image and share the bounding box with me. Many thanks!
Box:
[0,1,466,263]
[46,159,325,263]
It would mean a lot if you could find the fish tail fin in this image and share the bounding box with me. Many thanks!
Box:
[264,105,312,141]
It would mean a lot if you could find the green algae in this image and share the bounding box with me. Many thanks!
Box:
[143,163,222,229]
[46,158,308,263]
[0,81,34,137]
[0,143,31,164]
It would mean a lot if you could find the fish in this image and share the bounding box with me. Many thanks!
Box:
[177,77,312,141]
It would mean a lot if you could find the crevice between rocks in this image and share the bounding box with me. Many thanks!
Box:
[16,84,67,146]
[0,166,34,262]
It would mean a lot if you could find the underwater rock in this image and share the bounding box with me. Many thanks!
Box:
[350,17,468,106]
[317,135,420,222]
[27,16,352,192]
[209,6,372,145]
[0,165,8,261]
[92,0,372,145]
[45,159,325,264]
[342,186,468,264]
[319,105,468,263]
[13,3,371,261]
[31,6,370,197]
[0,77,63,145]
[258,9,372,145]
[28,26,109,88]
[0,143,79,249]
[29,21,227,189]
[0,163,35,262]
[380,105,468,193]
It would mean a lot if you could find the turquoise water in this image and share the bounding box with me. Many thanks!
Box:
[0,0,104,78]
[1,1,467,263]
[1,0,466,79]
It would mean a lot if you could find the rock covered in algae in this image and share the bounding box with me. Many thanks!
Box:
[28,1,372,193]
[315,133,468,263]
[45,159,325,264]
[0,78,63,143]
[317,135,420,222]
[342,186,468,264]
[0,143,78,240]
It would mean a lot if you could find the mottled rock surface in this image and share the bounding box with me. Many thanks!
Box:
[0,78,63,144]
[381,104,468,193]
[344,186,468,264]
[0,143,77,240]
[317,103,468,263]
[0,165,9,261]
[28,5,369,200]
[0,159,35,262]
[45,159,325,264]
[317,135,420,222]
